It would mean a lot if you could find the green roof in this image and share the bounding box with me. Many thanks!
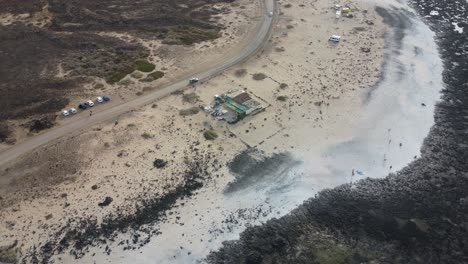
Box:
[224,96,249,114]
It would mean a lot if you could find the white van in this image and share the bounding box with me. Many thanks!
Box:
[329,35,341,42]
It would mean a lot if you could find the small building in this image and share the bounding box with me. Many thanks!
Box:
[224,96,249,118]
[233,92,251,104]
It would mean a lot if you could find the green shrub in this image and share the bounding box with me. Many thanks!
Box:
[148,71,165,80]
[135,60,156,72]
[139,77,154,82]
[141,132,153,139]
[164,26,220,45]
[252,73,267,80]
[108,66,135,83]
[204,130,218,140]
[234,69,247,77]
[277,95,288,102]
[179,107,200,116]
[107,60,156,83]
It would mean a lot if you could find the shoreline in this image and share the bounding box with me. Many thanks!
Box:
[207,0,468,262]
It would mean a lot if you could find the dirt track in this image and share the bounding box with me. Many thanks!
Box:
[0,0,275,168]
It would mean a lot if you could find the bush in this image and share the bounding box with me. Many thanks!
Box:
[107,60,155,83]
[179,107,200,116]
[108,66,135,83]
[280,83,288,89]
[252,73,267,80]
[183,93,200,103]
[0,248,17,263]
[0,123,10,143]
[148,71,165,80]
[141,132,153,139]
[164,26,220,45]
[234,69,247,77]
[277,96,288,102]
[135,60,156,72]
[204,130,218,140]
[139,77,154,82]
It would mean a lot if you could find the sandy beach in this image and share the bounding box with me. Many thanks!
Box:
[0,0,445,262]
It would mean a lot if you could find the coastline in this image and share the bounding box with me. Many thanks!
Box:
[207,0,468,263]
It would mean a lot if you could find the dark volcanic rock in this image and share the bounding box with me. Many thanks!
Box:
[153,159,168,168]
[98,197,113,207]
[31,156,211,262]
[207,3,468,264]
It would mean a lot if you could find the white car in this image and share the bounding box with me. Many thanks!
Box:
[189,78,199,84]
[86,100,95,107]
[268,11,273,17]
[429,10,439,16]
[96,97,103,103]
[329,35,341,42]
[62,110,70,117]
[69,108,77,114]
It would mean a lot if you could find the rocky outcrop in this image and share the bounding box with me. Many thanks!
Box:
[207,2,468,263]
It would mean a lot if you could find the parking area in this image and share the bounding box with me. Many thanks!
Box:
[61,96,110,117]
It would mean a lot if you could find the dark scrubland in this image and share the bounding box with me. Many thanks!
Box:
[0,0,233,138]
[0,24,145,121]
[207,3,468,264]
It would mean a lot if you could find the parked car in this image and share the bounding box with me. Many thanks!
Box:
[429,10,439,16]
[96,96,103,103]
[86,100,95,107]
[103,95,111,102]
[189,78,199,84]
[62,110,70,117]
[79,103,87,110]
[329,35,341,42]
[69,108,77,114]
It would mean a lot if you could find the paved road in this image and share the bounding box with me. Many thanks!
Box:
[0,0,275,168]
